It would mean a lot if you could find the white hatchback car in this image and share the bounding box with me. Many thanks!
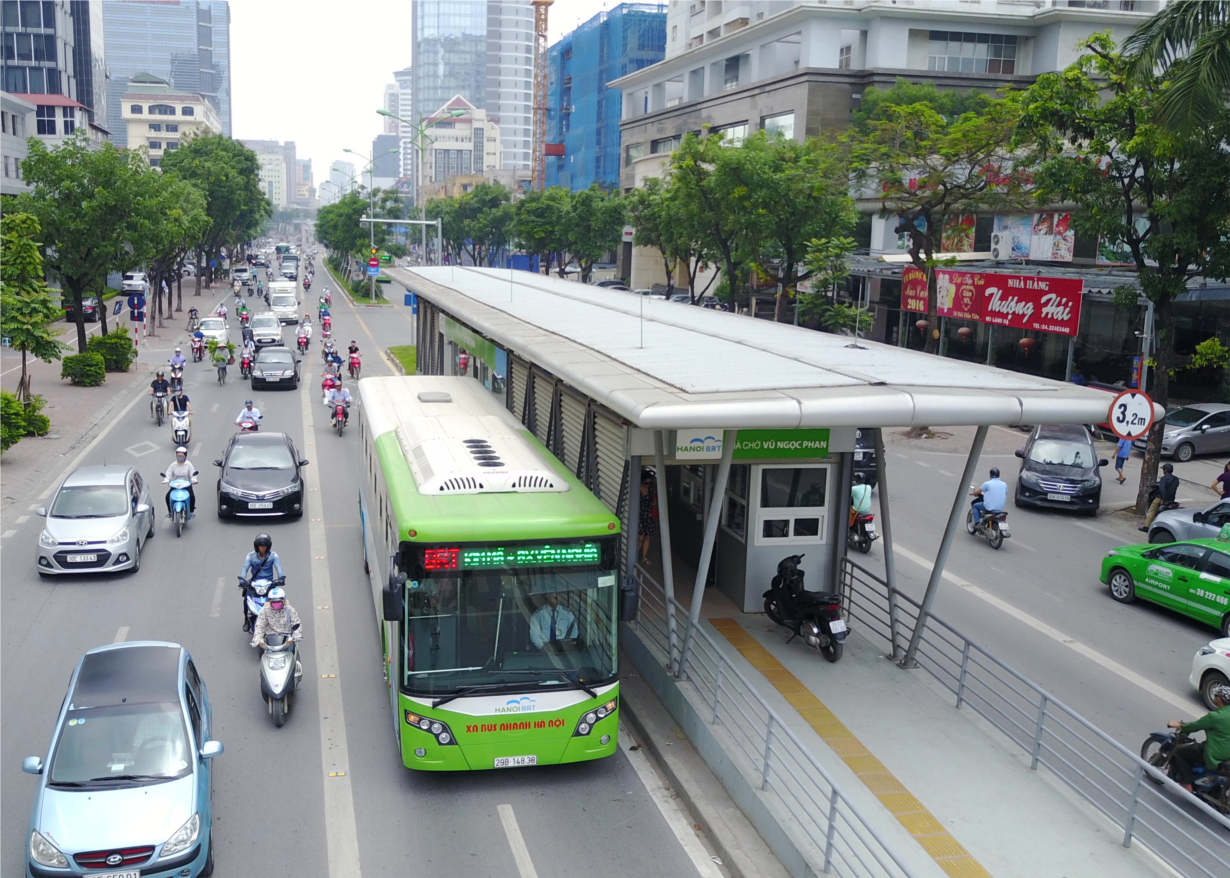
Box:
[197,315,229,347]
[1190,637,1230,709]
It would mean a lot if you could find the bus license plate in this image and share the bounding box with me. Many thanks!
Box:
[249,502,273,509]
[1046,493,1070,502]
[494,755,537,768]
[68,554,98,563]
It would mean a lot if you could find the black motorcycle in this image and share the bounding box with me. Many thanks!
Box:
[1140,729,1230,815]
[847,512,877,554]
[966,487,1010,550]
[763,554,848,663]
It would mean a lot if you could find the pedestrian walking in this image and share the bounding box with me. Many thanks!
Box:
[1213,462,1230,499]
[1115,436,1132,484]
[638,472,659,565]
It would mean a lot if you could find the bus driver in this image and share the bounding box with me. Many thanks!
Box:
[530,593,576,649]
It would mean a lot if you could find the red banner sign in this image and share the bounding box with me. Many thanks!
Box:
[935,269,1083,337]
[900,266,928,313]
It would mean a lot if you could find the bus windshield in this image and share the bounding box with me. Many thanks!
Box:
[401,540,619,697]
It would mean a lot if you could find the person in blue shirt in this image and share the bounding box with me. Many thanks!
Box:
[1115,436,1132,484]
[971,468,1008,524]
[238,533,285,631]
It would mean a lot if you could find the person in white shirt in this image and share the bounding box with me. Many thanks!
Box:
[235,400,262,430]
[327,385,352,426]
[529,593,577,649]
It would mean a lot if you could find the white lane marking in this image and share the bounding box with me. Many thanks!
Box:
[211,403,219,413]
[113,626,129,643]
[916,461,931,468]
[937,469,953,476]
[209,576,226,618]
[38,484,54,500]
[28,504,38,511]
[620,722,724,877]
[299,364,362,878]
[126,440,159,458]
[15,515,29,524]
[497,804,540,878]
[1010,539,1036,552]
[893,544,1199,717]
[1,529,14,538]
[191,443,202,457]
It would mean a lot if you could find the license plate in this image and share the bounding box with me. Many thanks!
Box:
[265,376,281,381]
[68,554,98,562]
[494,755,537,768]
[829,619,848,634]
[1046,493,1071,502]
[864,524,876,538]
[97,872,139,878]
[249,502,273,509]
[854,451,864,460]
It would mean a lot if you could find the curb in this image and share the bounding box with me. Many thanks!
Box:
[388,349,406,376]
[324,260,391,307]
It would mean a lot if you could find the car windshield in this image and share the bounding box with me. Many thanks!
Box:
[1166,407,1210,428]
[199,319,223,331]
[228,443,294,470]
[400,540,619,697]
[258,350,294,365]
[1028,439,1092,467]
[251,317,278,329]
[50,485,128,518]
[48,703,191,787]
[272,296,295,307]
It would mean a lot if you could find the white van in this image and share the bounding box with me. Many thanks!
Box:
[268,281,299,324]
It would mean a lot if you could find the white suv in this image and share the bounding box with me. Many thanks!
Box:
[121,271,148,293]
[233,266,253,285]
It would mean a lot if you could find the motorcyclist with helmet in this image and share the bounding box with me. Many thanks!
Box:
[1141,462,1180,532]
[162,446,197,518]
[1167,683,1230,792]
[149,370,170,418]
[971,467,1007,524]
[238,533,286,632]
[250,585,303,651]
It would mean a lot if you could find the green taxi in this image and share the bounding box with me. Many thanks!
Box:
[1101,535,1230,636]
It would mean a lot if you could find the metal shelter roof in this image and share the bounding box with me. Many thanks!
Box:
[396,266,1148,431]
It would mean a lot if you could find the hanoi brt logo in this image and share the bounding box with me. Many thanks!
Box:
[676,430,724,459]
[495,696,537,714]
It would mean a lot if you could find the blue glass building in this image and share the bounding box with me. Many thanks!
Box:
[101,0,231,146]
[545,3,665,192]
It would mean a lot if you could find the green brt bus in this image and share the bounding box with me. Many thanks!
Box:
[357,375,624,770]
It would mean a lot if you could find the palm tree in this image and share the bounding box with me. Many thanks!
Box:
[1125,0,1230,133]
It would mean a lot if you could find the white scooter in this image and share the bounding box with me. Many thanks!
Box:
[171,411,191,447]
[260,623,302,728]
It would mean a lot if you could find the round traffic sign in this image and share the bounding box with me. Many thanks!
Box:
[1109,389,1155,441]
[368,257,379,267]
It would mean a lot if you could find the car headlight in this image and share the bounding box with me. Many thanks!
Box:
[160,811,199,857]
[107,527,130,544]
[30,830,68,867]
[1082,479,1101,490]
[1106,550,1119,557]
[39,529,58,548]
[1019,471,1042,486]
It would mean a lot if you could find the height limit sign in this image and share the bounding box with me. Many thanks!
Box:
[1109,389,1155,441]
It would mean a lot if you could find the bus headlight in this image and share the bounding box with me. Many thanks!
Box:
[574,698,618,736]
[405,711,457,746]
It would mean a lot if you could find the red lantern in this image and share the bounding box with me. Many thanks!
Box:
[1019,337,1035,353]
[915,319,929,333]
[957,327,973,341]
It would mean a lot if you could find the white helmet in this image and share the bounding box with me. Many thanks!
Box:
[175,446,188,456]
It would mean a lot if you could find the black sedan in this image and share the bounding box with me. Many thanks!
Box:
[214,432,308,519]
[251,345,300,390]
[1013,424,1108,515]
[64,295,101,322]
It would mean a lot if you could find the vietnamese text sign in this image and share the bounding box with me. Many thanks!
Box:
[733,429,830,459]
[900,266,927,313]
[936,269,1083,336]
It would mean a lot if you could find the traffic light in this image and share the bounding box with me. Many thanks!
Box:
[371,248,377,255]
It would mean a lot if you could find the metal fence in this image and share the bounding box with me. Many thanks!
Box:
[839,557,1230,878]
[631,566,921,878]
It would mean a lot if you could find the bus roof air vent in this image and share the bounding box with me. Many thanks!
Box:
[417,391,452,403]
[396,422,569,496]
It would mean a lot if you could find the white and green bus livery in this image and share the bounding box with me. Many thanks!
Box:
[357,376,623,770]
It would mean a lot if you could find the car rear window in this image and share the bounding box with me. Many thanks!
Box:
[258,350,294,365]
[50,485,129,518]
[49,703,191,786]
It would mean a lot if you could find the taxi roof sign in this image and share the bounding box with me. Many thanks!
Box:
[1218,523,1230,542]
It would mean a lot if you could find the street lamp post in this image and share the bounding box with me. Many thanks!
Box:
[336,147,398,300]
[377,108,467,266]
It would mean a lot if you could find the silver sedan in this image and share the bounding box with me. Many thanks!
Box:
[1147,498,1230,544]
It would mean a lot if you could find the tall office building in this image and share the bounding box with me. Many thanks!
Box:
[70,0,107,127]
[101,0,231,146]
[392,65,413,181]
[410,0,534,178]
[2,0,79,102]
[295,157,313,205]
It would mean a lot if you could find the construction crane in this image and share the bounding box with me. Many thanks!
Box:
[531,0,552,190]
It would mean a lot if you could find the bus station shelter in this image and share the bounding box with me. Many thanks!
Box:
[393,266,1148,671]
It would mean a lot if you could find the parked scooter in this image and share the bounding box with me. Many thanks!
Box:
[239,576,282,634]
[762,554,847,663]
[966,485,1010,550]
[170,411,191,447]
[161,473,197,538]
[1140,729,1230,815]
[260,623,302,728]
[847,512,877,554]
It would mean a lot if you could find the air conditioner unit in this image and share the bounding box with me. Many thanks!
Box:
[991,232,1013,261]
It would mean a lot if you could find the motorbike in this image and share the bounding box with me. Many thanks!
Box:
[321,315,332,334]
[1140,729,1230,815]
[152,392,168,427]
[239,575,281,635]
[240,352,253,379]
[238,417,260,433]
[171,411,191,447]
[191,338,204,362]
[332,401,349,437]
[187,314,200,332]
[321,342,336,364]
[1147,483,1181,514]
[348,352,361,380]
[847,512,877,554]
[966,487,1010,550]
[169,364,184,393]
[762,554,848,663]
[260,623,303,728]
[297,333,310,354]
[304,278,311,291]
[240,311,251,327]
[161,473,197,538]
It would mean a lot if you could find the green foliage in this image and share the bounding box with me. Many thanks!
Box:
[802,236,857,297]
[513,187,571,273]
[389,345,417,375]
[1,390,25,451]
[60,352,106,386]
[206,339,235,362]
[565,185,625,283]
[427,183,516,267]
[316,192,371,256]
[86,328,137,372]
[851,78,992,129]
[0,213,69,397]
[801,301,874,335]
[22,394,50,436]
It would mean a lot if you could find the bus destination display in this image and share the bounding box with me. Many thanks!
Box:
[422,543,601,571]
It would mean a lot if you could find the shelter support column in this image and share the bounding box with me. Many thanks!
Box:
[625,454,642,625]
[677,430,737,680]
[654,432,680,672]
[831,452,852,593]
[900,425,988,669]
[873,428,903,660]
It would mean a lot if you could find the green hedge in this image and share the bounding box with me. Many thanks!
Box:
[61,352,106,386]
[86,327,136,372]
[1,391,50,451]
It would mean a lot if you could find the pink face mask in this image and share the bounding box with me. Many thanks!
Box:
[269,601,284,610]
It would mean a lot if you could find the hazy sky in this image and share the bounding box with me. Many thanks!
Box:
[229,0,612,188]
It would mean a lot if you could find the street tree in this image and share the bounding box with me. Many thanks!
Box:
[16,134,152,350]
[456,183,514,267]
[797,235,863,332]
[563,185,624,284]
[1126,0,1230,134]
[425,196,464,265]
[316,192,371,260]
[135,173,208,328]
[844,86,1030,352]
[0,213,68,400]
[625,178,680,295]
[1015,33,1230,513]
[514,187,570,275]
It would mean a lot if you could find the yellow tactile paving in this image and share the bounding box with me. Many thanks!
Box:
[709,617,993,878]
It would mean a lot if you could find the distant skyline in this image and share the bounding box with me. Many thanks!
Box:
[228,0,611,191]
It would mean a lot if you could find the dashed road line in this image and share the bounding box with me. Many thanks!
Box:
[15,515,29,524]
[497,804,540,878]
[1,530,15,538]
[112,626,129,643]
[209,576,226,619]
